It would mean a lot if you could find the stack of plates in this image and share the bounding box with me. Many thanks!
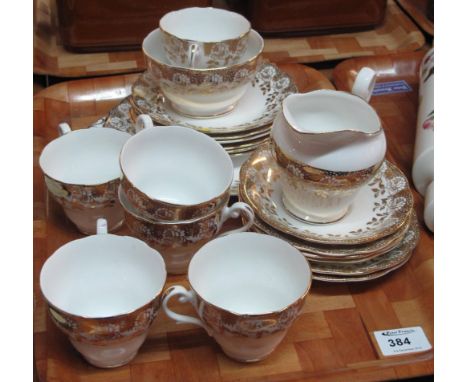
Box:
[104,62,297,194]
[239,144,419,283]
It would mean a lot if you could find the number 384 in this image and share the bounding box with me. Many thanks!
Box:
[388,337,411,347]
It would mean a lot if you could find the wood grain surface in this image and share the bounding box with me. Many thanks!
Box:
[34,62,433,381]
[33,0,425,77]
[396,0,434,36]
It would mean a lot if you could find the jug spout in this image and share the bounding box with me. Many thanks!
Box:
[271,89,386,173]
[282,91,382,136]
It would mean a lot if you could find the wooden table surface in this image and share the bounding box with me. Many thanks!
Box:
[34,62,433,381]
[33,0,425,78]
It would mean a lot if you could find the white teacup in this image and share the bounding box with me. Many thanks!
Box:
[162,232,312,362]
[160,7,251,69]
[40,219,167,368]
[39,123,130,234]
[142,28,263,117]
[120,116,234,222]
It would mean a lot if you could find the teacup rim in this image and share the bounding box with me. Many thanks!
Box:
[187,232,313,317]
[39,127,130,186]
[159,7,251,44]
[40,233,167,320]
[142,28,264,72]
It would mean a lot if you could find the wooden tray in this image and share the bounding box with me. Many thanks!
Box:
[34,0,425,77]
[396,0,434,36]
[34,62,433,381]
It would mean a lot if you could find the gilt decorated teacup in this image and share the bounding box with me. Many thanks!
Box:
[142,28,263,117]
[120,116,234,222]
[120,186,254,275]
[160,7,251,69]
[40,219,167,368]
[39,123,130,234]
[162,232,312,362]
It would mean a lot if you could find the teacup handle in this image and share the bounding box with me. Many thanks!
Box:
[135,114,154,133]
[58,122,71,136]
[351,67,377,103]
[96,218,108,235]
[188,43,201,68]
[162,285,206,328]
[218,202,254,236]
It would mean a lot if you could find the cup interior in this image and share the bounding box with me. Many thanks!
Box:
[160,7,250,42]
[120,126,233,206]
[39,128,130,185]
[283,91,381,134]
[40,234,166,318]
[189,232,311,314]
[143,29,263,67]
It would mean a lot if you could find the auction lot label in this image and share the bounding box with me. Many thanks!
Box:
[373,326,432,356]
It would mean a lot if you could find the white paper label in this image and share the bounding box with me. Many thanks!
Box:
[373,326,432,356]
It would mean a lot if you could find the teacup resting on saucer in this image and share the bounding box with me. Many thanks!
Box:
[160,7,251,69]
[142,28,263,118]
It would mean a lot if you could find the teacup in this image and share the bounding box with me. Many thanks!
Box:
[142,28,263,117]
[39,123,130,234]
[40,219,167,368]
[271,67,387,223]
[119,186,254,275]
[162,232,312,362]
[120,116,233,222]
[160,7,251,69]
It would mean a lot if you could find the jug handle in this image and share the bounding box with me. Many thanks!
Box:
[351,67,377,103]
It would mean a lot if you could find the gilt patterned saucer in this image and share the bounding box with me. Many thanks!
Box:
[307,212,419,277]
[311,253,414,283]
[130,62,297,134]
[247,210,412,261]
[239,144,413,245]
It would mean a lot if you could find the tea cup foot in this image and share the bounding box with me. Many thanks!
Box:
[168,99,238,119]
[64,205,125,235]
[70,331,148,368]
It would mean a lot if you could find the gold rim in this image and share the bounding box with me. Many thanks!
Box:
[160,23,251,46]
[307,212,419,276]
[247,210,412,259]
[159,7,252,44]
[311,253,414,283]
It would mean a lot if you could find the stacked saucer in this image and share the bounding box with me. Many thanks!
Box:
[239,144,419,283]
[129,62,296,153]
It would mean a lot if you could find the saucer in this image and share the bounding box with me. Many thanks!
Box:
[223,136,270,154]
[247,210,412,260]
[312,254,414,283]
[307,212,419,276]
[130,62,297,134]
[239,143,413,245]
